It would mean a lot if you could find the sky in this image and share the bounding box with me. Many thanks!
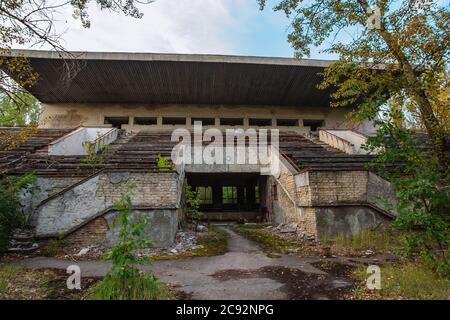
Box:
[42,0,336,60]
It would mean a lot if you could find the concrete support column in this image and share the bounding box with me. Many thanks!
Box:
[244,117,249,128]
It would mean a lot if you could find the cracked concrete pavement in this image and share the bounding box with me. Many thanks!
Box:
[18,226,357,300]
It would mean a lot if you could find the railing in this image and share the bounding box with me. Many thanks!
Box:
[89,128,119,154]
[319,129,357,154]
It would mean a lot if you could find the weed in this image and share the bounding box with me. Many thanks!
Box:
[233,224,294,254]
[351,260,450,300]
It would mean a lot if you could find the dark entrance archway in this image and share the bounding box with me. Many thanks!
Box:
[186,173,268,221]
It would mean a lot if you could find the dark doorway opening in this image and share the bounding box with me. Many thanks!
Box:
[104,116,129,129]
[303,119,325,132]
[186,173,268,222]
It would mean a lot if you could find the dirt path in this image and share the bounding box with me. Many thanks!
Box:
[18,227,358,300]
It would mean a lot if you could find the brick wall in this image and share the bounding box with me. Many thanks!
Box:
[66,216,109,247]
[97,171,179,207]
[308,171,368,205]
[36,170,181,238]
[272,167,396,239]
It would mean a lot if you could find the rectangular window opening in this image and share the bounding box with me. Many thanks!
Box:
[192,117,215,126]
[255,185,260,204]
[104,116,129,129]
[277,119,298,127]
[220,118,244,126]
[134,117,157,125]
[249,118,272,127]
[196,186,213,205]
[303,119,325,131]
[162,117,186,125]
[222,186,237,204]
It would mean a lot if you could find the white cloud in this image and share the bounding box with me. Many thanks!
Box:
[51,0,254,54]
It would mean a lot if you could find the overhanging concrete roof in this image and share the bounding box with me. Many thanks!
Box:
[3,49,337,107]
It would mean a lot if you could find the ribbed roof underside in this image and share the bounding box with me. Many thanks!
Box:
[2,50,336,107]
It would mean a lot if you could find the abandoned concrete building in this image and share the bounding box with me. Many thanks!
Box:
[0,50,397,247]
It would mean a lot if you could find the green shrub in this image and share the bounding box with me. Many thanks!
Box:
[0,174,36,252]
[157,155,175,171]
[183,184,203,228]
[364,116,450,275]
[95,194,170,300]
[81,143,108,165]
[95,268,171,300]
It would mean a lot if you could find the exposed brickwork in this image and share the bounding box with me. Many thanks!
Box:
[308,171,368,205]
[66,216,109,247]
[96,171,179,207]
[272,162,395,238]
[36,170,181,238]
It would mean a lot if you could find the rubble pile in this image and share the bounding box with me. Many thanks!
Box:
[136,229,205,258]
[265,223,317,243]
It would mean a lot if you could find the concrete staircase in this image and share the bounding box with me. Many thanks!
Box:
[7,229,39,253]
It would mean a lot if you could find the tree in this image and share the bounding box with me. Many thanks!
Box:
[0,89,41,126]
[0,0,152,110]
[258,0,449,171]
[259,0,450,273]
[95,194,170,300]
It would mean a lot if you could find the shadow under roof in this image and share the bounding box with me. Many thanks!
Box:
[2,49,337,107]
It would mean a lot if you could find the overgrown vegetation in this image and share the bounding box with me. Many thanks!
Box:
[0,91,41,126]
[94,194,172,300]
[351,261,450,300]
[233,224,295,255]
[157,154,175,171]
[364,112,450,275]
[0,264,20,294]
[151,226,228,261]
[260,0,449,169]
[1,1,150,109]
[183,183,203,228]
[0,264,99,300]
[0,174,36,253]
[81,143,109,165]
[321,228,399,255]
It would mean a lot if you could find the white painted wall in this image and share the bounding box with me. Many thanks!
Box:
[327,130,368,153]
[48,127,115,155]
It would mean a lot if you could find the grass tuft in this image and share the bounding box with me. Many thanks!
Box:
[94,272,173,300]
[351,260,450,300]
[0,264,21,294]
[321,229,399,255]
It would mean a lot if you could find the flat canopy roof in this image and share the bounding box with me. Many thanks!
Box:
[3,49,337,107]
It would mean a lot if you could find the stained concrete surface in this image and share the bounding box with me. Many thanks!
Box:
[19,227,358,300]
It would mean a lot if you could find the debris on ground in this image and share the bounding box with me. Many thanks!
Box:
[59,245,106,261]
[135,230,204,258]
[196,224,208,233]
[265,223,318,243]
[262,223,321,255]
